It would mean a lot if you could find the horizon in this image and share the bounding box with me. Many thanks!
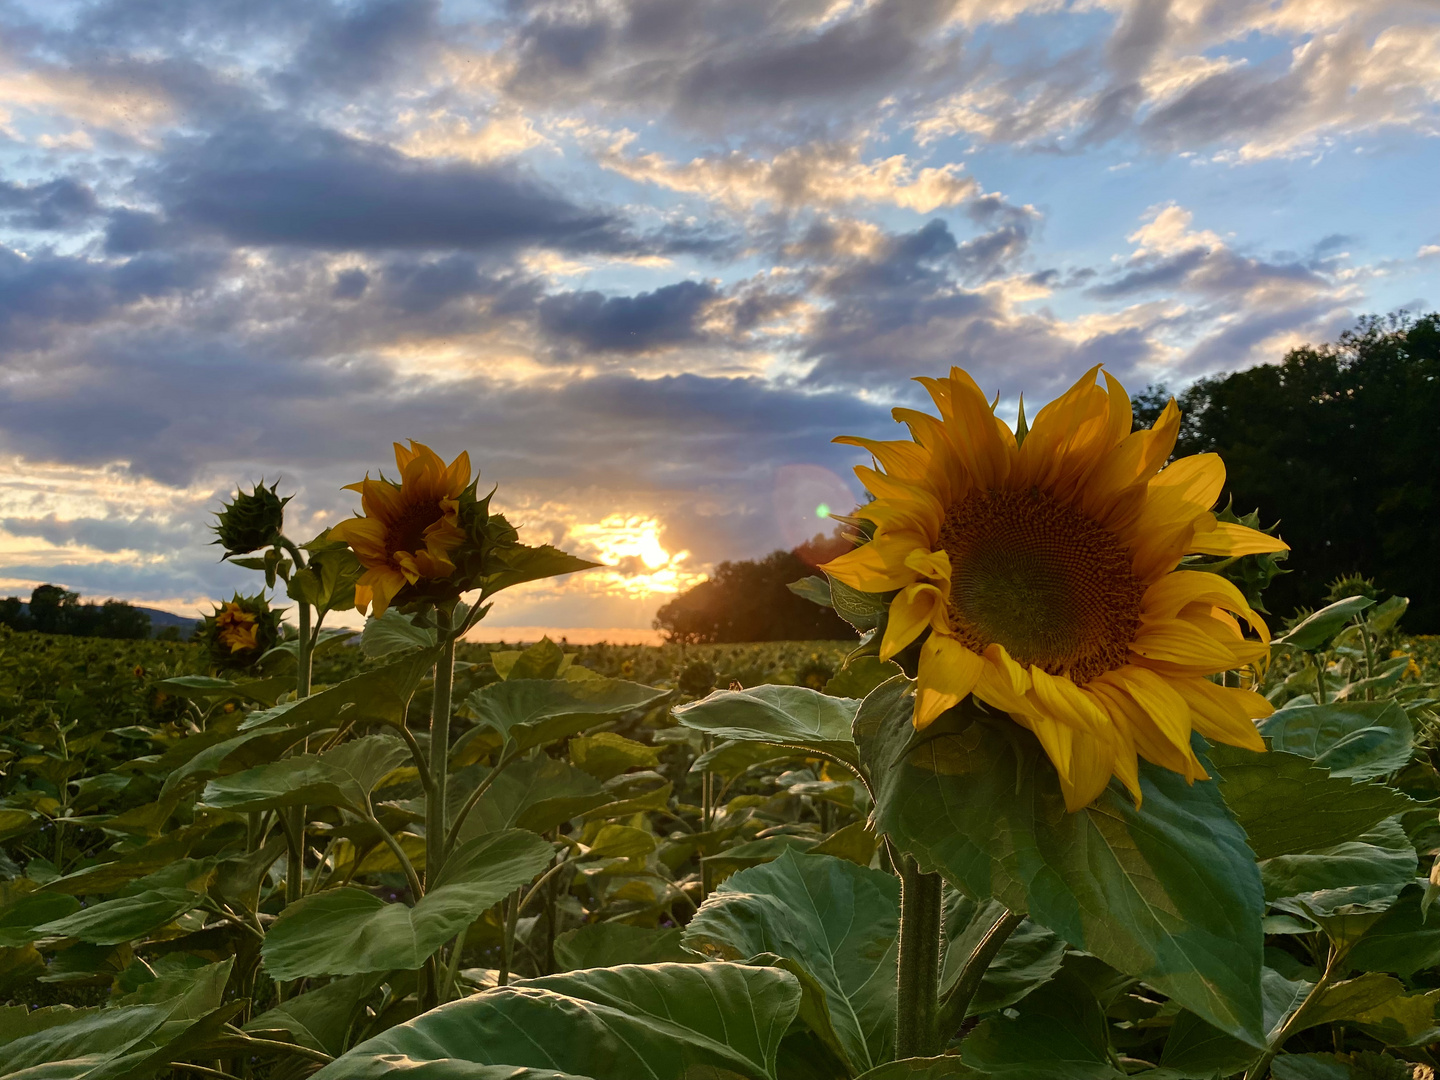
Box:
[0,0,1436,639]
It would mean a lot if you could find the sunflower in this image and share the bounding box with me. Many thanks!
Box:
[330,441,471,617]
[822,366,1289,810]
[214,601,259,653]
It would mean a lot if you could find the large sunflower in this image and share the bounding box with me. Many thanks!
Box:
[330,441,471,617]
[822,366,1288,810]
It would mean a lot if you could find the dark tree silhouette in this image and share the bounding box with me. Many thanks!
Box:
[1134,312,1440,630]
[653,533,856,644]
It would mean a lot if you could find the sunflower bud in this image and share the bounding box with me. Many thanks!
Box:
[213,482,290,558]
[200,593,284,671]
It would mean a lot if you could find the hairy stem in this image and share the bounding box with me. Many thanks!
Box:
[1244,946,1343,1080]
[895,855,944,1058]
[426,608,456,891]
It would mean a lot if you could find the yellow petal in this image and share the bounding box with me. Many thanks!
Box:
[1187,518,1290,558]
[1142,570,1269,642]
[819,530,927,592]
[834,435,931,483]
[1130,616,1252,673]
[882,584,942,660]
[1107,666,1202,782]
[1172,678,1269,752]
[1090,676,1204,784]
[1127,454,1227,581]
[914,634,985,728]
[903,547,951,586]
[1027,666,1111,736]
[1079,399,1180,528]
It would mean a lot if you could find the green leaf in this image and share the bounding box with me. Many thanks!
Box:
[313,962,801,1080]
[826,576,889,632]
[568,732,659,781]
[960,964,1123,1079]
[1161,1009,1259,1076]
[1366,596,1409,636]
[0,893,81,948]
[1347,886,1440,977]
[507,638,566,681]
[1210,745,1414,860]
[692,740,801,779]
[787,576,834,608]
[810,821,880,868]
[675,685,862,770]
[291,538,365,615]
[854,1059,985,1080]
[87,1001,248,1080]
[480,544,600,600]
[859,678,1265,1046]
[466,678,671,754]
[361,609,436,658]
[942,894,1065,1015]
[824,658,905,701]
[1296,973,1407,1034]
[32,889,203,946]
[162,648,439,796]
[1261,817,1416,911]
[684,850,899,1073]
[262,829,552,979]
[201,733,410,814]
[1277,596,1375,651]
[702,835,819,886]
[246,972,387,1057]
[456,755,609,841]
[1258,702,1413,780]
[553,924,697,970]
[0,1004,170,1077]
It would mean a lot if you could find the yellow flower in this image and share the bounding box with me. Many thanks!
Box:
[214,601,260,654]
[822,366,1289,811]
[330,441,471,617]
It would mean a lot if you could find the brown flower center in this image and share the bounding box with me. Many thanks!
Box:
[386,496,445,557]
[939,488,1144,684]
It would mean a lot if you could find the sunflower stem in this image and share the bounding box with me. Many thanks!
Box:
[284,585,312,909]
[426,607,457,891]
[896,854,944,1057]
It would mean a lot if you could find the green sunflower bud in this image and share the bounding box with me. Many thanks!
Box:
[213,481,290,558]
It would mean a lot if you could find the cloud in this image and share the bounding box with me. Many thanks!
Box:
[538,280,721,353]
[144,117,640,255]
[0,178,98,230]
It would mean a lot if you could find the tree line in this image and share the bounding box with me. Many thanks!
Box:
[656,311,1440,643]
[0,584,154,640]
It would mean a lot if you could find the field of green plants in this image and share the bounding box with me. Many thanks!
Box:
[1,406,1439,1080]
[0,613,1434,1079]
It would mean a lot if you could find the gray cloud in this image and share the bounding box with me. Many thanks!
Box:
[0,178,99,231]
[538,280,720,353]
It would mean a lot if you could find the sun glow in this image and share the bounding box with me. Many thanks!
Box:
[568,514,704,598]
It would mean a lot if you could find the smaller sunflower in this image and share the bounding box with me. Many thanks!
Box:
[201,593,282,671]
[329,441,471,617]
[215,602,259,653]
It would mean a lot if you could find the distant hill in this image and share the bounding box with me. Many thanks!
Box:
[139,607,201,638]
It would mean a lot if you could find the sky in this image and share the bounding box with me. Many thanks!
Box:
[0,0,1437,643]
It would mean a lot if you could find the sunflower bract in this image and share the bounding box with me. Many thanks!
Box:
[822,365,1290,811]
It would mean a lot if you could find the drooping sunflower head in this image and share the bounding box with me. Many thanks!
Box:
[822,366,1289,811]
[201,593,282,670]
[329,441,472,617]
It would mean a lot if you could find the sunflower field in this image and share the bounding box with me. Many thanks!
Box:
[0,370,1437,1080]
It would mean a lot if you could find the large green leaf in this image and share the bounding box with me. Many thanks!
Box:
[465,679,671,754]
[1209,745,1414,860]
[313,963,801,1080]
[161,648,439,796]
[1261,816,1416,912]
[675,685,863,769]
[942,894,1065,1015]
[1276,597,1375,652]
[262,829,552,979]
[455,755,609,842]
[0,1004,170,1078]
[959,965,1123,1079]
[855,1059,985,1080]
[0,894,81,948]
[361,608,436,658]
[246,972,387,1057]
[201,733,410,814]
[684,850,899,1073]
[32,889,203,946]
[1258,702,1413,780]
[859,678,1264,1046]
[1346,887,1440,977]
[479,543,600,600]
[553,924,697,970]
